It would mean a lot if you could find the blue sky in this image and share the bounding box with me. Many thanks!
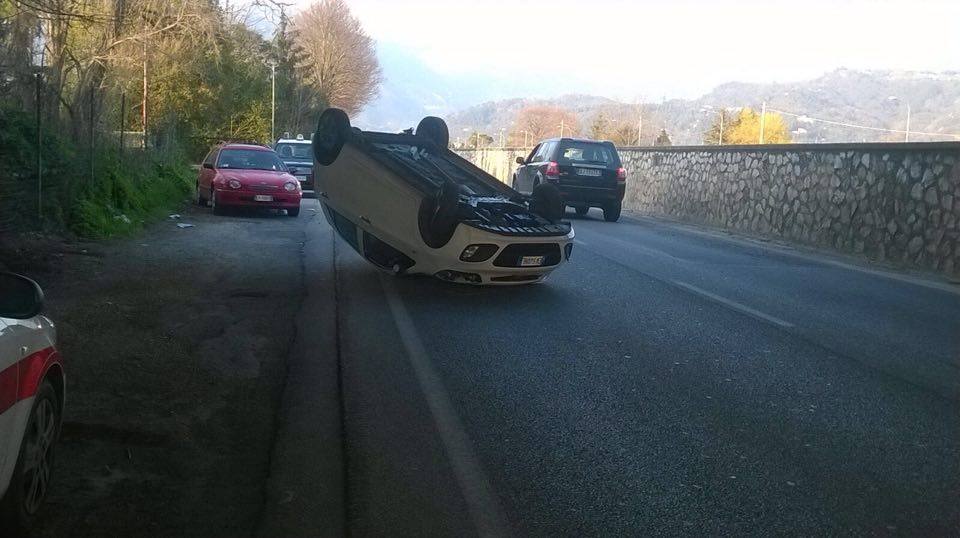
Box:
[286,0,960,100]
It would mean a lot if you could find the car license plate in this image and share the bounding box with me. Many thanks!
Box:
[520,255,545,267]
[254,195,273,202]
[296,175,307,181]
[576,168,602,177]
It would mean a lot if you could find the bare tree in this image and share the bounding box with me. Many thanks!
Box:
[291,0,382,115]
[509,105,579,145]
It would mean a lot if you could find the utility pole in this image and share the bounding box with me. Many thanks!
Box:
[759,101,767,144]
[142,37,148,149]
[35,72,42,221]
[905,103,911,142]
[499,128,505,148]
[270,61,277,143]
[718,111,724,145]
[637,114,643,146]
[89,90,95,183]
[119,92,125,166]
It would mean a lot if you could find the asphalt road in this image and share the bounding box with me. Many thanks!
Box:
[266,198,960,537]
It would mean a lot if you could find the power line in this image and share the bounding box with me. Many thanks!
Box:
[767,107,960,140]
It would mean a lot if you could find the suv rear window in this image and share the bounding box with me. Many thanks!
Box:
[557,142,620,167]
[275,143,313,160]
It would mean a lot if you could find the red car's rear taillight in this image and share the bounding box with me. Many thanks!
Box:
[616,167,627,182]
[545,161,560,179]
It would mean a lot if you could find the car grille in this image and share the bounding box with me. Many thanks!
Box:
[251,184,279,191]
[468,221,571,237]
[493,243,562,268]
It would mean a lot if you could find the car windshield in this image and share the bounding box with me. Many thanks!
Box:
[275,143,313,160]
[558,142,619,166]
[217,149,286,171]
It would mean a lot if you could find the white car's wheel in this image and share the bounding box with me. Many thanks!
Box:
[0,380,61,537]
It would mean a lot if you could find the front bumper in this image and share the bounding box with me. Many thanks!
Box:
[216,188,302,209]
[411,223,576,285]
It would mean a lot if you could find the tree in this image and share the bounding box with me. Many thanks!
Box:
[702,110,735,145]
[291,0,383,116]
[590,113,610,140]
[510,105,579,144]
[654,129,672,146]
[722,108,791,144]
[466,132,494,149]
[609,125,639,147]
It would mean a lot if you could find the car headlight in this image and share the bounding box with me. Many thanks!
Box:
[460,244,498,262]
[227,179,242,189]
[284,181,297,192]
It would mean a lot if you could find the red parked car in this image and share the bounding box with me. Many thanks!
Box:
[196,143,303,216]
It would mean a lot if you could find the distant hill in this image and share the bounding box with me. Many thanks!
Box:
[442,69,960,145]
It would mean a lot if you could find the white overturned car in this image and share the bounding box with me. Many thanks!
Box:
[312,109,575,285]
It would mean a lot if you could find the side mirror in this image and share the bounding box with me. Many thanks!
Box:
[202,162,214,170]
[0,272,44,320]
[515,157,525,165]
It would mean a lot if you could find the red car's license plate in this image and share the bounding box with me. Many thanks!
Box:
[254,195,273,202]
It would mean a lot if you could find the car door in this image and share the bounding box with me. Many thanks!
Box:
[0,318,18,487]
[514,144,540,192]
[199,149,218,194]
[526,142,553,193]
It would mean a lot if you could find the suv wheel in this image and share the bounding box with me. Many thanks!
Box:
[603,202,622,222]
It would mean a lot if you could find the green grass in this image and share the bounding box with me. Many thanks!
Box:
[70,158,193,238]
[0,106,193,238]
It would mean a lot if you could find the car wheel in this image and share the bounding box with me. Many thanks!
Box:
[415,116,450,150]
[603,202,622,222]
[575,206,589,216]
[212,191,226,216]
[196,182,207,206]
[0,380,61,537]
[288,206,300,217]
[313,108,351,166]
[531,183,564,223]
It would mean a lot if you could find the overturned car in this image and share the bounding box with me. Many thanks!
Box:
[312,109,575,285]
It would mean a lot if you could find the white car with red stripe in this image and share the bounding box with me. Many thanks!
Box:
[0,272,64,536]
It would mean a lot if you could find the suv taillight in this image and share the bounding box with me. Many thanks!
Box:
[545,161,560,179]
[616,167,627,182]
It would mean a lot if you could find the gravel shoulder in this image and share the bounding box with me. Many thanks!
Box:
[2,201,314,537]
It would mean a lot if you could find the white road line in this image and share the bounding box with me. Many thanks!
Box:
[381,276,511,538]
[672,280,795,329]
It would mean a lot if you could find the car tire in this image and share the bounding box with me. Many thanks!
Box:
[288,206,300,217]
[212,191,226,216]
[313,108,351,166]
[530,183,564,223]
[575,206,589,216]
[196,182,207,206]
[603,202,622,222]
[0,380,61,538]
[415,116,450,150]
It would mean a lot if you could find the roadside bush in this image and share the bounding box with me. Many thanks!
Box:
[0,106,192,238]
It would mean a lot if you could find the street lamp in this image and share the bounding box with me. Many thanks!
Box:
[499,128,505,148]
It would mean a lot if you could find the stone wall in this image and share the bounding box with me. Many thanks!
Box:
[456,143,960,277]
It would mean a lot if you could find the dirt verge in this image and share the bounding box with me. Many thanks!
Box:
[2,202,310,537]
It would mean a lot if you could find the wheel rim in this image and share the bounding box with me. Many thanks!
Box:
[21,398,56,515]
